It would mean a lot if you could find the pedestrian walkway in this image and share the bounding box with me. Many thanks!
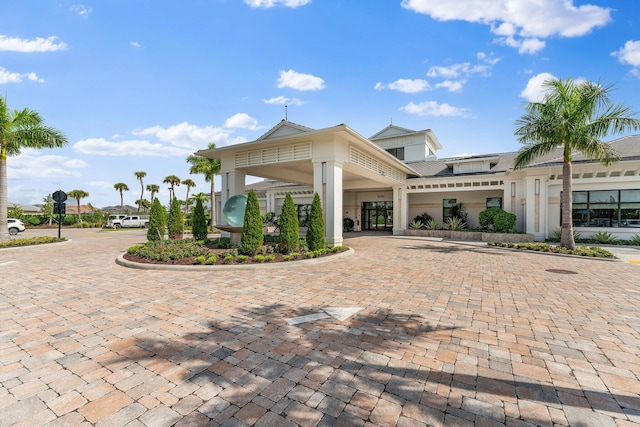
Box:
[1,229,639,426]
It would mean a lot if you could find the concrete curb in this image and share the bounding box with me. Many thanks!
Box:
[115,247,355,271]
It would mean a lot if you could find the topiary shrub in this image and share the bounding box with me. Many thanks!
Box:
[147,198,167,241]
[191,198,208,241]
[306,192,326,251]
[240,189,264,255]
[479,206,503,230]
[167,197,184,240]
[493,211,516,233]
[279,192,299,253]
[343,217,355,232]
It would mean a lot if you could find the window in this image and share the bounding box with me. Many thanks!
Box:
[486,197,502,209]
[443,199,457,220]
[563,190,640,228]
[386,147,404,160]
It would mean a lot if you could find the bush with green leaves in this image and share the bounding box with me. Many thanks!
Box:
[129,239,209,262]
[488,242,614,258]
[279,192,299,253]
[425,219,440,230]
[147,198,167,241]
[444,216,466,231]
[343,217,354,232]
[409,220,423,230]
[167,197,184,240]
[413,212,433,225]
[590,231,618,244]
[239,189,263,255]
[191,198,208,241]
[306,192,326,251]
[630,234,640,245]
[479,206,503,229]
[493,211,516,233]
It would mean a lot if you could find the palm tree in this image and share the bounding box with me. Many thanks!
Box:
[146,184,160,203]
[113,182,130,213]
[181,178,196,215]
[134,171,147,213]
[513,78,640,250]
[187,143,221,228]
[163,175,180,205]
[0,95,68,242]
[67,189,89,224]
[136,198,151,213]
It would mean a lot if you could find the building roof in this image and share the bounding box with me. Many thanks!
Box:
[408,134,640,178]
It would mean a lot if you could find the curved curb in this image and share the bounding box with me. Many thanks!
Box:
[115,247,355,271]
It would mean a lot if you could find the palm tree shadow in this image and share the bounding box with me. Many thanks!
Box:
[107,304,640,426]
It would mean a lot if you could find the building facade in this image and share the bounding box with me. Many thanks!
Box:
[199,121,640,243]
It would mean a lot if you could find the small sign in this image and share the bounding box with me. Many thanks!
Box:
[53,190,67,203]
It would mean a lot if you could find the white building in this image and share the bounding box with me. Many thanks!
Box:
[198,120,640,243]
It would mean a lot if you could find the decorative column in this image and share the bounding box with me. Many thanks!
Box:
[392,186,407,235]
[313,161,343,246]
[219,171,246,226]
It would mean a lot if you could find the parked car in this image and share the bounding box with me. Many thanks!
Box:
[111,215,150,228]
[106,214,126,228]
[8,218,26,235]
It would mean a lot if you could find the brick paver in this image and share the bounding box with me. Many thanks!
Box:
[1,229,640,425]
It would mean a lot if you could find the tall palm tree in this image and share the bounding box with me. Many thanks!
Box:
[163,175,180,205]
[67,189,89,224]
[181,178,196,215]
[513,78,640,250]
[136,198,151,213]
[0,95,68,242]
[187,143,221,228]
[134,171,147,213]
[113,182,130,213]
[146,184,160,202]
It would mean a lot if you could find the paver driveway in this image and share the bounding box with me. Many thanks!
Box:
[1,229,640,426]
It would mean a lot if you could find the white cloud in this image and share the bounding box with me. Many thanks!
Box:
[520,72,557,102]
[401,101,471,117]
[277,69,325,91]
[0,35,67,52]
[132,122,231,149]
[131,41,141,48]
[263,96,304,106]
[69,4,92,16]
[224,113,260,130]
[612,40,640,71]
[435,80,465,93]
[375,79,431,94]
[245,0,310,8]
[0,66,43,84]
[8,153,86,178]
[74,138,194,157]
[88,181,113,189]
[427,62,491,78]
[401,0,611,54]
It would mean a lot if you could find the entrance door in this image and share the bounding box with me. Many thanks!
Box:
[361,201,393,231]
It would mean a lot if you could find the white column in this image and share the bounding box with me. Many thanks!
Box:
[393,186,407,235]
[324,161,343,246]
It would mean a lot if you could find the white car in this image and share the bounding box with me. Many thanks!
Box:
[8,218,26,235]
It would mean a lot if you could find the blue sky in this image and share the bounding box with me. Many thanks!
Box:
[3,0,640,208]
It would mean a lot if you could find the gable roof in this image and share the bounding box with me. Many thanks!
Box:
[256,120,316,141]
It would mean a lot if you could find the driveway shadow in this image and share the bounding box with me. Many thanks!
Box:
[107,304,639,426]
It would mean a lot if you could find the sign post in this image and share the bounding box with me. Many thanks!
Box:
[52,190,67,239]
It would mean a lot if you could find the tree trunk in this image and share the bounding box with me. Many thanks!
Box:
[560,161,576,250]
[0,147,9,242]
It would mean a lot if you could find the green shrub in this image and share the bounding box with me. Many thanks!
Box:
[444,216,466,231]
[240,189,264,255]
[223,254,234,264]
[494,211,516,233]
[425,219,440,230]
[343,217,355,232]
[214,237,233,248]
[191,198,208,241]
[413,212,433,225]
[479,207,503,229]
[306,192,326,251]
[167,197,184,240]
[236,255,249,262]
[206,254,218,265]
[630,234,640,245]
[128,239,209,262]
[0,236,65,248]
[590,231,618,244]
[23,215,43,226]
[279,193,299,253]
[254,254,275,263]
[147,198,167,241]
[194,255,206,264]
[409,220,423,230]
